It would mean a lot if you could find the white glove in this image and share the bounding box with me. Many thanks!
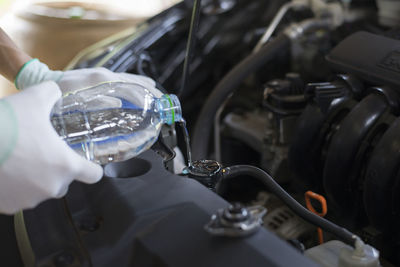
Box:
[0,81,103,214]
[14,59,63,90]
[15,59,163,97]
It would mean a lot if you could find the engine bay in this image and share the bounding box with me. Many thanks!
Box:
[17,0,400,266]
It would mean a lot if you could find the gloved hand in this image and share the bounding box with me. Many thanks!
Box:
[15,59,163,97]
[0,81,103,214]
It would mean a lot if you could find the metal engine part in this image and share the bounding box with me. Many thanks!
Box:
[221,73,306,182]
[254,192,313,241]
[204,203,267,237]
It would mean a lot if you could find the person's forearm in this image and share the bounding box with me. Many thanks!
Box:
[0,28,31,82]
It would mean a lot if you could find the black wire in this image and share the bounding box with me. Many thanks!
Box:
[178,0,202,97]
[217,165,358,247]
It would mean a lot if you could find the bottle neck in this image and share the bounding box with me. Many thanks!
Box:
[157,94,182,125]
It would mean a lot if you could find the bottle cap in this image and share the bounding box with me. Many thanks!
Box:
[159,94,182,125]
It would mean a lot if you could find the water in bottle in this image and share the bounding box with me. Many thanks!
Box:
[51,82,182,165]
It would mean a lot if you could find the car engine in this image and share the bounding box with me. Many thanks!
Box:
[14,0,400,266]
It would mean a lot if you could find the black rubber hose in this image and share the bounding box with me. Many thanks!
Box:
[217,165,358,247]
[192,33,291,159]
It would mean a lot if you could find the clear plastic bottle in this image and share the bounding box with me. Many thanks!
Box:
[51,82,182,165]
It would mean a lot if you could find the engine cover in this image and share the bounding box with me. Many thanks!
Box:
[327,31,400,89]
[20,151,316,267]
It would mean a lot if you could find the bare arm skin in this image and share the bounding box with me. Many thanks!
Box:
[0,27,31,82]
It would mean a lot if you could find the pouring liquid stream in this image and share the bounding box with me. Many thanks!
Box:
[179,120,193,168]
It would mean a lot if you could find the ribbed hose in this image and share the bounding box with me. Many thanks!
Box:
[217,165,358,247]
[192,33,291,159]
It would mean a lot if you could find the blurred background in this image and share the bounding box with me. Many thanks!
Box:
[0,0,180,97]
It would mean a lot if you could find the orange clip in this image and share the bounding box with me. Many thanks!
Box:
[305,191,328,244]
